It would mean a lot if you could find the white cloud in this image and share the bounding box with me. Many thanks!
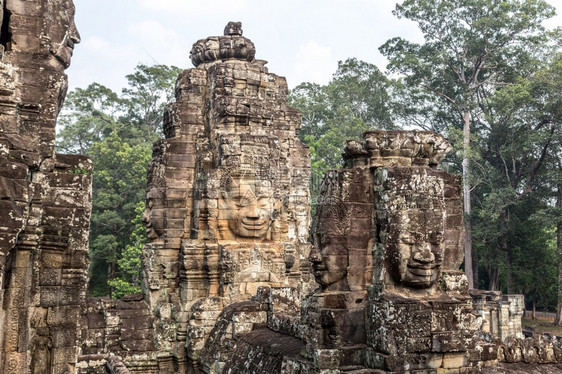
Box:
[127,20,190,66]
[83,36,109,51]
[138,0,249,15]
[290,41,336,88]
[81,36,138,61]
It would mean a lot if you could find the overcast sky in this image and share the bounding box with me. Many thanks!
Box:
[67,0,561,94]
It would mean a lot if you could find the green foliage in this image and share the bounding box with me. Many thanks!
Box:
[288,58,396,213]
[106,278,142,300]
[57,83,121,154]
[471,49,561,291]
[88,133,151,296]
[56,63,180,297]
[381,0,559,291]
[289,58,395,197]
[380,0,556,133]
[122,64,183,136]
[107,202,146,299]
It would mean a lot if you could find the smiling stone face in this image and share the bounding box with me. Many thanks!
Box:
[389,211,444,289]
[309,234,348,291]
[142,186,165,243]
[220,172,277,240]
[372,167,448,292]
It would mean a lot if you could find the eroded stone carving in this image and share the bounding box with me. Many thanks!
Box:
[134,22,313,371]
[189,24,255,67]
[0,1,91,373]
[375,167,446,290]
[46,0,81,69]
[218,169,280,240]
[30,328,52,374]
[268,130,482,373]
[0,7,544,374]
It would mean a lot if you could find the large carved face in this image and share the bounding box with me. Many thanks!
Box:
[309,196,349,291]
[45,0,81,68]
[222,174,276,239]
[142,186,165,242]
[388,211,444,289]
[309,235,348,291]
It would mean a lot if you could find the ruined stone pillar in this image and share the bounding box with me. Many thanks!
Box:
[0,1,91,373]
[360,131,482,372]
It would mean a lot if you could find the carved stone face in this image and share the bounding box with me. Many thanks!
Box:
[142,186,165,242]
[232,38,249,58]
[388,212,444,289]
[222,176,275,239]
[309,235,348,291]
[46,0,81,68]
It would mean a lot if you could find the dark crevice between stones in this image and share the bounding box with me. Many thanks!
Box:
[0,3,11,53]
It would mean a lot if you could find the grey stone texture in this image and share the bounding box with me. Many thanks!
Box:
[144,21,314,371]
[0,1,91,373]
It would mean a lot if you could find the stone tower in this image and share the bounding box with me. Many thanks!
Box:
[141,22,313,370]
[0,1,91,373]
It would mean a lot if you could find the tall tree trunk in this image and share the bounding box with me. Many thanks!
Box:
[488,266,499,291]
[501,208,514,294]
[108,262,115,299]
[532,298,536,320]
[505,245,514,294]
[555,183,562,325]
[463,110,474,289]
[473,245,479,289]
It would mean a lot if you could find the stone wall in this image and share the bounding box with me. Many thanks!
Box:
[0,1,91,373]
[471,290,525,342]
[78,296,158,373]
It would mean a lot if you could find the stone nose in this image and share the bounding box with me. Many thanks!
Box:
[308,246,322,263]
[70,22,81,44]
[245,202,261,218]
[142,208,150,224]
[412,244,435,263]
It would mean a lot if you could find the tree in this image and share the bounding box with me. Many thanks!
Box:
[121,64,182,136]
[56,83,121,154]
[57,64,182,154]
[531,51,562,323]
[88,133,151,296]
[56,63,181,297]
[107,202,146,298]
[476,66,558,292]
[289,58,396,201]
[380,0,556,288]
[509,200,557,313]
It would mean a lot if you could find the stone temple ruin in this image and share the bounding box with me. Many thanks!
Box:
[0,0,91,373]
[1,1,562,373]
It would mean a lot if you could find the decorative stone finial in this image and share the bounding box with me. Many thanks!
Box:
[190,22,255,67]
[343,130,452,168]
[224,21,243,36]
